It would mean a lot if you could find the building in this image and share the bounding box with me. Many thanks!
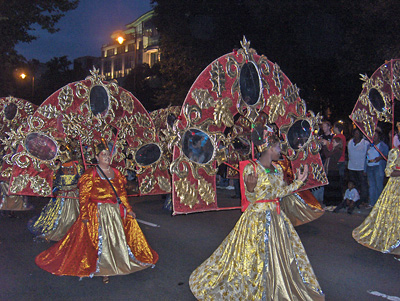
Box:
[100,10,160,82]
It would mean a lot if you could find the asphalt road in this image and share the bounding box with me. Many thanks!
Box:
[0,189,399,301]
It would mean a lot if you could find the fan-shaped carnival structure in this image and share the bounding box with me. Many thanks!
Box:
[169,37,327,214]
[350,59,400,148]
[7,69,170,197]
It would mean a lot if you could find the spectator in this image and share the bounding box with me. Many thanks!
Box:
[322,136,343,206]
[347,128,369,206]
[332,121,347,196]
[312,120,333,203]
[333,180,361,214]
[365,128,389,208]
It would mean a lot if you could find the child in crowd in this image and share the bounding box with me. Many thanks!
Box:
[333,181,360,214]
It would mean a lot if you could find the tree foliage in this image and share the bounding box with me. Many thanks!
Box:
[122,63,163,111]
[152,0,400,121]
[0,0,79,99]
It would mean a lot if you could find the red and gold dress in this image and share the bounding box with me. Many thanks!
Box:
[35,167,158,277]
[189,161,324,300]
[352,148,400,255]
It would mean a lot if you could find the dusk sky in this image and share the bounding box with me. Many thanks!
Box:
[15,0,153,63]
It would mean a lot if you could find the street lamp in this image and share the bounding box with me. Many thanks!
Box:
[117,36,125,44]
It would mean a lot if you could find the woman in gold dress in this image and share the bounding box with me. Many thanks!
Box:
[189,125,324,300]
[353,146,400,259]
[35,143,158,283]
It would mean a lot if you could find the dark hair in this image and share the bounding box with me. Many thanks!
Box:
[333,121,343,133]
[352,127,362,136]
[95,142,109,156]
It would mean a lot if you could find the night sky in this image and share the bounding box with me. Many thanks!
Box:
[15,0,152,63]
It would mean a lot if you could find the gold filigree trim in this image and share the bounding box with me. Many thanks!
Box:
[139,174,156,194]
[120,91,134,114]
[37,104,60,119]
[210,60,226,98]
[1,167,12,179]
[30,175,52,196]
[284,84,300,104]
[58,85,74,112]
[10,174,30,194]
[272,63,284,92]
[351,108,375,137]
[213,97,234,127]
[198,178,216,205]
[157,175,171,192]
[310,162,327,183]
[175,178,198,208]
[266,94,285,123]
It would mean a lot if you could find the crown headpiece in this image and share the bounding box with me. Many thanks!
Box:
[94,138,109,156]
[251,123,280,153]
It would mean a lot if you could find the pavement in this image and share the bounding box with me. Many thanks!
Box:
[0,190,399,300]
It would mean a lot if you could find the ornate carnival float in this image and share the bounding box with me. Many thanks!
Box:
[168,37,328,215]
[7,69,170,198]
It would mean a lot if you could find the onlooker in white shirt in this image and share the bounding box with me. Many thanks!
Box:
[347,128,369,205]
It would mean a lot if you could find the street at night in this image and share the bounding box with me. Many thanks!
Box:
[1,189,399,300]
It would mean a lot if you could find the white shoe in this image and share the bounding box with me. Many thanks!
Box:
[226,186,234,190]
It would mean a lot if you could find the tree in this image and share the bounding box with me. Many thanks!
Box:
[0,0,79,99]
[122,63,163,111]
[34,56,75,102]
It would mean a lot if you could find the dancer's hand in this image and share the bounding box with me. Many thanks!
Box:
[297,165,309,182]
[244,172,258,192]
[128,211,136,219]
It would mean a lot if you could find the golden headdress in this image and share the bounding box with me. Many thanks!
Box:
[251,123,280,153]
[94,138,109,156]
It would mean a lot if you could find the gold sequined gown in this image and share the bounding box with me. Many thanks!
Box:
[352,148,400,255]
[28,162,84,241]
[35,167,158,277]
[189,162,324,300]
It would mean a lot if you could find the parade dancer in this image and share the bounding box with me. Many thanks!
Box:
[28,144,84,241]
[189,125,324,300]
[35,142,158,283]
[353,143,400,260]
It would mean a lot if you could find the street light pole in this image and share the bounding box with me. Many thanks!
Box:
[31,75,35,98]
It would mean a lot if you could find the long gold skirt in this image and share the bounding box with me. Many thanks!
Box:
[0,182,33,211]
[280,191,324,227]
[189,202,324,300]
[35,202,158,277]
[353,177,400,255]
[28,188,80,241]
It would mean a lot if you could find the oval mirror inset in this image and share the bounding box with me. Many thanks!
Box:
[368,88,385,112]
[182,129,214,164]
[135,143,161,166]
[25,132,58,161]
[287,120,312,150]
[4,103,17,120]
[240,62,261,106]
[90,85,109,116]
